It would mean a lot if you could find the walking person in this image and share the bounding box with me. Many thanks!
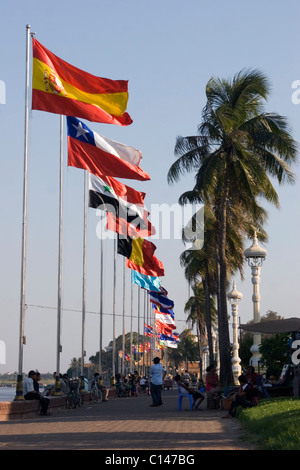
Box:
[150,357,166,407]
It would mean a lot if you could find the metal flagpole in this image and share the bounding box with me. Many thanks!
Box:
[137,287,140,375]
[122,257,126,375]
[130,281,133,366]
[150,298,153,368]
[15,24,31,400]
[54,115,64,395]
[143,290,146,375]
[80,171,87,392]
[147,295,150,376]
[99,215,104,374]
[112,235,116,381]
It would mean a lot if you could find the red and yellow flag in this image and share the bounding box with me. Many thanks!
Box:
[117,236,165,277]
[31,38,132,125]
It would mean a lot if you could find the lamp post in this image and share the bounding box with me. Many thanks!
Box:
[227,281,242,385]
[244,232,267,369]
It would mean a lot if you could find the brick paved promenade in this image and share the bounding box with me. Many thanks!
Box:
[0,389,254,451]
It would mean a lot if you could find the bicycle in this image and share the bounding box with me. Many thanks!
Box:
[90,382,103,404]
[66,379,82,408]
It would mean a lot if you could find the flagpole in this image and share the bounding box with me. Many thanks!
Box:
[130,281,133,366]
[15,24,31,400]
[153,302,157,360]
[81,171,87,391]
[112,235,116,380]
[143,290,146,375]
[147,296,150,376]
[122,257,126,375]
[137,287,140,375]
[99,215,104,374]
[54,115,64,395]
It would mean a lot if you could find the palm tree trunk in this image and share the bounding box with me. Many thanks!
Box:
[196,322,203,379]
[218,175,233,386]
[203,274,214,364]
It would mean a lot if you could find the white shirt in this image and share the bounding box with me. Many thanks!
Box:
[150,363,165,385]
[178,385,190,395]
[23,377,34,395]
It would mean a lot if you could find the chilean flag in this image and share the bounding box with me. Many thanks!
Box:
[67,117,150,181]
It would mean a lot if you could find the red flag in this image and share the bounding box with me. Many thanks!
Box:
[106,212,156,238]
[32,38,132,125]
[67,117,150,181]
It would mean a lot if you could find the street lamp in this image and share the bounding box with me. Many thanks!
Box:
[244,232,267,369]
[227,281,243,385]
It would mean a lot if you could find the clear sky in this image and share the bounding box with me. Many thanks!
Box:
[0,0,299,374]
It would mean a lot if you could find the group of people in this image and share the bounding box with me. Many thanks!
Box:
[22,360,261,418]
[23,369,81,416]
[147,358,261,417]
[222,369,259,419]
[23,370,50,416]
[115,371,139,397]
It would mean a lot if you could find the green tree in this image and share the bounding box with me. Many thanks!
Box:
[259,334,290,378]
[168,329,199,371]
[184,282,206,379]
[168,69,297,385]
[239,311,286,371]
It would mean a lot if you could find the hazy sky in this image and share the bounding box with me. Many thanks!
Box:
[0,0,299,374]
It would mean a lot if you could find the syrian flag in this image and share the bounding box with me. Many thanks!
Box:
[89,174,150,231]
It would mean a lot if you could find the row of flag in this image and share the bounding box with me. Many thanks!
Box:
[30,36,178,350]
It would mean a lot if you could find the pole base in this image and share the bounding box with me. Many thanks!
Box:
[14,374,25,401]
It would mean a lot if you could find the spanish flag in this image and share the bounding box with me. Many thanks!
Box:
[32,38,132,125]
[117,236,164,277]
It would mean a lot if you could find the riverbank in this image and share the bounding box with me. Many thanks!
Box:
[0,388,118,421]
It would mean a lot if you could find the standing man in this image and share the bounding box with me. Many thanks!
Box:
[150,357,166,407]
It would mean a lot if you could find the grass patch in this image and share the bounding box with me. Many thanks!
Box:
[238,397,300,450]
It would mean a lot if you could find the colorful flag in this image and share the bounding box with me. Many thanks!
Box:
[149,291,174,310]
[32,38,132,125]
[106,212,156,238]
[155,319,173,335]
[155,309,176,329]
[89,174,149,230]
[131,271,161,292]
[90,172,145,205]
[67,117,150,181]
[117,236,165,277]
[144,324,153,337]
[152,303,175,319]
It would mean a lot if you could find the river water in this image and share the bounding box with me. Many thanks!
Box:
[0,387,15,402]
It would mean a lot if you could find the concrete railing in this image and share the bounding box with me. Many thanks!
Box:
[0,388,119,421]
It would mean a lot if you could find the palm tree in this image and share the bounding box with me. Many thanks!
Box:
[184,282,217,378]
[168,69,298,385]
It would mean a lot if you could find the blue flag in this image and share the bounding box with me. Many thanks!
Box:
[131,271,161,291]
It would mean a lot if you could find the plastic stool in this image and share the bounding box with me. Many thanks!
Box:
[178,390,194,411]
